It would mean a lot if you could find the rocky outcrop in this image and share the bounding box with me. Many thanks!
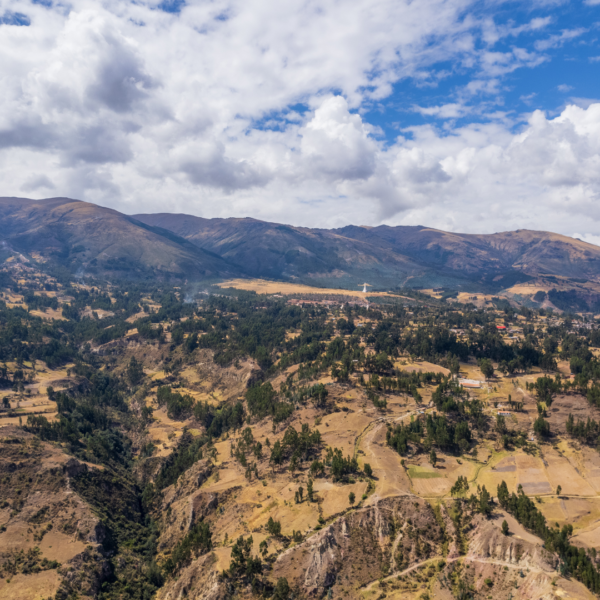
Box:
[0,427,112,600]
[133,454,165,485]
[272,495,444,597]
[161,459,214,506]
[157,460,233,553]
[468,516,557,572]
[63,457,88,478]
[429,514,566,600]
[157,552,226,600]
[55,547,111,600]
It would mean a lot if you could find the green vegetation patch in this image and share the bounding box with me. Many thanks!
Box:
[408,466,442,479]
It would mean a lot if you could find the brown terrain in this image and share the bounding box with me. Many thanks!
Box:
[0,197,237,280]
[2,244,600,600]
[138,353,600,600]
[0,427,109,600]
[1,353,599,600]
[136,210,600,300]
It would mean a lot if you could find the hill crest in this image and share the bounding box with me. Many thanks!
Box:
[1,197,600,299]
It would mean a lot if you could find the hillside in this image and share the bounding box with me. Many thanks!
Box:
[135,212,600,292]
[133,213,425,288]
[0,197,238,281]
[2,197,600,306]
[3,264,600,600]
[338,225,600,282]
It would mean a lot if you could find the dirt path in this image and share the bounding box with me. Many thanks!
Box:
[353,418,380,461]
[354,404,422,461]
[389,531,403,573]
[361,557,440,590]
[561,498,569,518]
[361,553,555,591]
[517,386,537,431]
[356,405,442,503]
[361,420,413,502]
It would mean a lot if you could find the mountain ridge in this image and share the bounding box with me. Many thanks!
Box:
[0,197,240,281]
[1,196,600,294]
[135,210,600,290]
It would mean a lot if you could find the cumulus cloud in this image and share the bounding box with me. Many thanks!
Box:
[0,0,598,237]
[381,104,600,232]
[300,96,377,181]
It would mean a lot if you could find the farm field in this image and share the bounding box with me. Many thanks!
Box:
[217,278,394,298]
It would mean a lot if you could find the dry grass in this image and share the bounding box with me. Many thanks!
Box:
[477,451,520,495]
[493,508,543,546]
[38,530,87,562]
[516,453,552,495]
[217,279,393,298]
[318,481,368,519]
[543,447,596,496]
[29,308,65,321]
[0,569,61,600]
[360,422,412,501]
[397,360,450,376]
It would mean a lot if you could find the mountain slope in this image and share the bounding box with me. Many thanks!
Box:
[338,225,600,281]
[2,197,600,290]
[133,213,427,288]
[135,212,600,289]
[0,197,238,280]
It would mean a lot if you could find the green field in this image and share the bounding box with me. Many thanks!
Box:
[408,467,442,479]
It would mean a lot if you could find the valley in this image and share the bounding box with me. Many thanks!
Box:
[2,255,600,600]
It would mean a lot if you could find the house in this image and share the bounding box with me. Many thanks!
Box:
[459,378,482,388]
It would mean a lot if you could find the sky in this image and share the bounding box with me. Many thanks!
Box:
[0,0,599,238]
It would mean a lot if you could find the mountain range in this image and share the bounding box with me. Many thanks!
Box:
[2,196,600,296]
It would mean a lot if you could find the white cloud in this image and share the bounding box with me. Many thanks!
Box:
[534,28,586,51]
[573,233,600,247]
[568,97,600,109]
[0,0,598,237]
[520,92,537,104]
[20,174,55,192]
[481,16,551,46]
[413,103,467,119]
[299,96,377,181]
[377,103,600,232]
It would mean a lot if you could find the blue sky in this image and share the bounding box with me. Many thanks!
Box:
[244,1,600,142]
[365,1,600,140]
[0,0,599,238]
